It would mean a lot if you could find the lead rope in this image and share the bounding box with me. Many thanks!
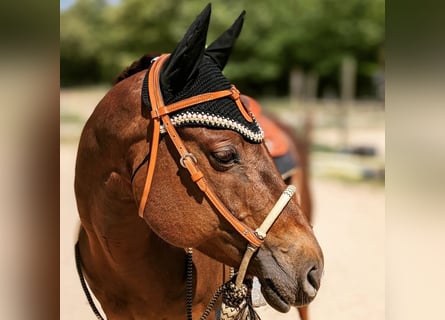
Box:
[185,248,225,320]
[186,248,194,320]
[185,248,259,320]
[75,242,106,320]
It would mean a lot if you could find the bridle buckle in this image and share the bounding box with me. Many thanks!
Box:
[180,153,198,168]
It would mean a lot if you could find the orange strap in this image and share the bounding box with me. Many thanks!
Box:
[137,54,263,248]
[162,114,262,247]
[151,82,252,122]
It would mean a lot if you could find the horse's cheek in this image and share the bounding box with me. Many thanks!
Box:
[144,202,211,248]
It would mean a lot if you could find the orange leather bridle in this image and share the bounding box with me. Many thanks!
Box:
[136,53,290,249]
[78,54,297,320]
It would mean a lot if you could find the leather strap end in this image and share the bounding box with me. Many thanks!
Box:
[138,206,145,218]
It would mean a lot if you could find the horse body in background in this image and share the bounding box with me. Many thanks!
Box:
[74,5,322,320]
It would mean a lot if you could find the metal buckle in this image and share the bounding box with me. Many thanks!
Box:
[180,153,197,168]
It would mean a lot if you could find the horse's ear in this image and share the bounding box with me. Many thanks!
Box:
[205,10,246,70]
[161,3,211,92]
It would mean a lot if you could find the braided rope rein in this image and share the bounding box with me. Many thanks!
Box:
[75,242,105,320]
[186,248,194,320]
[186,248,261,320]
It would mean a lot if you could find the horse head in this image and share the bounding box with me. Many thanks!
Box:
[131,4,323,312]
[76,4,323,316]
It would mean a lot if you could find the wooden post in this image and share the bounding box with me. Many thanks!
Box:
[339,55,357,149]
[305,70,319,101]
[340,55,357,102]
[289,67,304,101]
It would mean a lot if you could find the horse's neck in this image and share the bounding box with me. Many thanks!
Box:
[83,196,186,280]
[79,213,225,319]
[76,135,188,298]
[75,86,225,317]
[79,219,191,319]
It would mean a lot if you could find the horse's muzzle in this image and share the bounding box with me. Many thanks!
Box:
[254,237,324,312]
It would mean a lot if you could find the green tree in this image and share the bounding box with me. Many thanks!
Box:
[60,0,109,85]
[60,0,384,98]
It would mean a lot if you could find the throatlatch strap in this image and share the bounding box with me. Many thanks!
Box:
[138,118,160,218]
[137,55,167,218]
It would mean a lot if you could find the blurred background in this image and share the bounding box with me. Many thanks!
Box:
[60,0,384,100]
[60,0,385,319]
[61,0,385,181]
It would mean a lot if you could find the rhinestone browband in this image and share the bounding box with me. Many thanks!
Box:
[160,110,264,143]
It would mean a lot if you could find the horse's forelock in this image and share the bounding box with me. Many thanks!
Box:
[114,53,160,84]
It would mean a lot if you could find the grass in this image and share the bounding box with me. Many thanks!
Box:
[60,111,84,124]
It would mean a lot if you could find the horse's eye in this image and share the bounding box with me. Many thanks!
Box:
[211,148,239,165]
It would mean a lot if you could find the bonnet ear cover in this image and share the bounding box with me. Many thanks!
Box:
[160,4,211,93]
[146,4,263,143]
[205,10,246,70]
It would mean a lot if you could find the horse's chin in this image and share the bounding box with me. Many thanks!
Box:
[260,279,291,313]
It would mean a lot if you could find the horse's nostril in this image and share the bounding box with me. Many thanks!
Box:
[307,267,321,291]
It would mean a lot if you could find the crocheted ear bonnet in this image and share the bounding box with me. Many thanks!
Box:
[147,55,264,143]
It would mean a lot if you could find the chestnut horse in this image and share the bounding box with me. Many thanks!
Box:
[74,4,323,320]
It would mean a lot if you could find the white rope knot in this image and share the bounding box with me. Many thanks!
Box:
[222,282,248,308]
[219,279,261,320]
[218,185,296,320]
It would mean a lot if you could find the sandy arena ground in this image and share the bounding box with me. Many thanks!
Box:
[61,89,385,319]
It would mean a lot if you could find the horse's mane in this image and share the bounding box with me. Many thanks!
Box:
[114,52,160,84]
